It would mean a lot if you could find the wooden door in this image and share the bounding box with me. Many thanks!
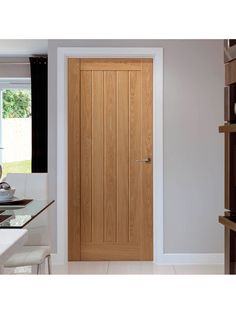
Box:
[68,58,153,261]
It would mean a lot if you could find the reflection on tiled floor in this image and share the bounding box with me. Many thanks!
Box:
[3,262,224,275]
[4,265,32,274]
[52,262,223,275]
[173,264,224,275]
[107,262,175,274]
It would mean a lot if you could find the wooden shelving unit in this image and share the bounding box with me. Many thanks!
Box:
[219,44,236,274]
[219,124,236,133]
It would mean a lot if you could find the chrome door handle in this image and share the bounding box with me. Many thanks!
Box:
[135,157,151,163]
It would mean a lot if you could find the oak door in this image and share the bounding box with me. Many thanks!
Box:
[68,58,153,261]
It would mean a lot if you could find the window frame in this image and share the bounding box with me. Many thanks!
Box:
[0,78,31,167]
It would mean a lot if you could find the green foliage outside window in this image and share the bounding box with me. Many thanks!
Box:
[2,89,31,118]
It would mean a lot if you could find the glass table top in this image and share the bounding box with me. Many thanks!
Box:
[0,199,54,228]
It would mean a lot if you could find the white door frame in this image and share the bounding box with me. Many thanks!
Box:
[56,47,163,264]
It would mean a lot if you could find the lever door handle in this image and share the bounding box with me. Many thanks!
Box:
[135,157,151,163]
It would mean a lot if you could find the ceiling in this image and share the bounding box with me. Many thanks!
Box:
[0,40,48,56]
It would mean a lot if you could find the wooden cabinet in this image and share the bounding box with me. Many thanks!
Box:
[225,59,236,85]
[219,44,236,274]
[219,214,236,274]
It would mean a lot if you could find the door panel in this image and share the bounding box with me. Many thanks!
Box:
[141,60,153,257]
[68,58,81,260]
[80,70,92,243]
[68,58,153,261]
[104,71,117,243]
[91,71,104,243]
[129,70,142,244]
[117,71,129,244]
[80,58,142,71]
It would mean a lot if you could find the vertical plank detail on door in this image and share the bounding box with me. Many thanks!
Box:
[68,59,81,260]
[92,71,104,243]
[129,70,142,244]
[81,71,92,243]
[141,60,153,260]
[117,71,129,243]
[104,71,117,242]
[69,58,153,261]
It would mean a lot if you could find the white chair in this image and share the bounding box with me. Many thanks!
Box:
[3,173,52,274]
[5,246,51,274]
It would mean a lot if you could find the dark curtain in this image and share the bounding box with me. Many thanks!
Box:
[30,56,48,173]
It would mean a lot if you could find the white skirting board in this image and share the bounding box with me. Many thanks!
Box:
[51,253,224,266]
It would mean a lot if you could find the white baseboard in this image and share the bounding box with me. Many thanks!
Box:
[52,253,224,266]
[155,253,224,265]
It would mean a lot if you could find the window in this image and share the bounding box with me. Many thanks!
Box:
[0,79,31,178]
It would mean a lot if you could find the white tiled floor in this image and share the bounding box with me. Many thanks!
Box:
[174,264,224,275]
[51,262,224,275]
[107,262,175,274]
[4,262,224,275]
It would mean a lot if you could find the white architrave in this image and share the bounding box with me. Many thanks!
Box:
[56,47,163,264]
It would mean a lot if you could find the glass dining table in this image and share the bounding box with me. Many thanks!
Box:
[0,199,54,228]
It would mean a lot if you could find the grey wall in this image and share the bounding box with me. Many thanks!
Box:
[0,40,48,77]
[0,57,30,78]
[48,39,224,254]
[0,40,48,56]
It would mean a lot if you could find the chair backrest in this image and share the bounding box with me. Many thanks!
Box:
[5,173,51,247]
